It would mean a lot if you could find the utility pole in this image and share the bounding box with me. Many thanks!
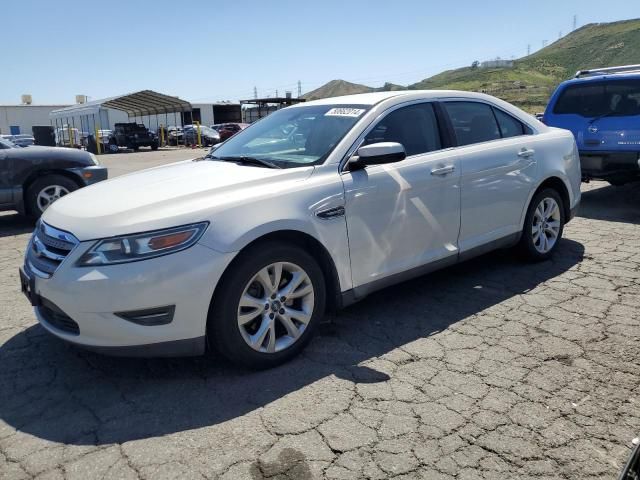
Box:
[253,86,257,99]
[559,31,562,39]
[297,80,302,98]
[276,89,279,98]
[573,14,577,30]
[527,44,531,56]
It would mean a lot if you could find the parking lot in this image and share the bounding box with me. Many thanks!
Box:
[0,149,638,480]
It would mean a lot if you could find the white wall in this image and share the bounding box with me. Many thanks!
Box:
[0,105,69,135]
[192,103,215,127]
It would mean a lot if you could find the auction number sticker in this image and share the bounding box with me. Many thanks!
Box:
[325,108,366,117]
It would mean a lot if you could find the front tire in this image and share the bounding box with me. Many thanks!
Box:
[208,242,326,369]
[518,188,565,261]
[26,175,79,218]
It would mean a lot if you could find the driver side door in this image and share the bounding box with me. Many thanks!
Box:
[340,102,461,296]
[0,147,13,206]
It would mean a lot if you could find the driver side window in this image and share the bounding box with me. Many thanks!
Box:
[364,103,442,156]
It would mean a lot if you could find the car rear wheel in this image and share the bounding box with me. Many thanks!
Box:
[26,175,79,218]
[208,242,326,369]
[519,188,565,261]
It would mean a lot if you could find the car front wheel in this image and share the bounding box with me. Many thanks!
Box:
[519,188,565,261]
[208,242,326,369]
[26,175,79,218]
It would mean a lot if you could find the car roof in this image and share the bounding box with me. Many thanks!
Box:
[297,90,514,107]
[560,71,640,86]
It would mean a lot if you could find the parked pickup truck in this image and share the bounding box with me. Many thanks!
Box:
[108,123,159,152]
[543,64,640,185]
[0,137,107,218]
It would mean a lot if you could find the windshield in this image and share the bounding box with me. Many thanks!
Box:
[209,104,370,168]
[553,79,640,117]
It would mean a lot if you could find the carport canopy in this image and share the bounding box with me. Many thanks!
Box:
[50,90,192,119]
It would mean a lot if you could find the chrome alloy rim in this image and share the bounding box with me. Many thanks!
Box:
[532,197,561,253]
[237,262,314,353]
[37,185,70,212]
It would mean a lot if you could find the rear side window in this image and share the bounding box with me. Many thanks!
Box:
[553,80,640,117]
[364,103,442,156]
[444,102,500,146]
[494,108,529,138]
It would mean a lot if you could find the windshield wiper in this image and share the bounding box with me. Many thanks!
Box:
[218,155,282,169]
[588,110,616,124]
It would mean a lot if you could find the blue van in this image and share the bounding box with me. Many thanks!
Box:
[543,65,640,185]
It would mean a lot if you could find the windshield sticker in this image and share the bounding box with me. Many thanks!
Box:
[324,108,366,118]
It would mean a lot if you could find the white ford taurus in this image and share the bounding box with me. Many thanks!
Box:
[21,91,581,368]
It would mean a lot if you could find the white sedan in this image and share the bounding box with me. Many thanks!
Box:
[21,90,581,368]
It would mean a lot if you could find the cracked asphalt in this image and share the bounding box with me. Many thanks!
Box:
[0,152,638,479]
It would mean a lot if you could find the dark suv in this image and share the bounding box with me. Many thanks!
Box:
[0,138,107,218]
[108,123,159,152]
[543,65,640,185]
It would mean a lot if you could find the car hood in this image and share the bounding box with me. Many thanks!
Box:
[42,159,314,240]
[7,145,94,164]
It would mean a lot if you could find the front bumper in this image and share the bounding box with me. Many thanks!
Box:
[579,151,640,181]
[22,240,235,357]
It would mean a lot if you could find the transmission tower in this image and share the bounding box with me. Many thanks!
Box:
[527,44,531,56]
[573,15,577,30]
[253,86,257,99]
[297,80,302,97]
[542,39,547,48]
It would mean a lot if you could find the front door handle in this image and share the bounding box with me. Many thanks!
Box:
[517,148,535,158]
[431,165,455,176]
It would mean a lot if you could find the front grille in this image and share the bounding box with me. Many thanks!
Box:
[38,298,80,335]
[25,222,79,278]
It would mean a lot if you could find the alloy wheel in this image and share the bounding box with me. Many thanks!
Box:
[36,185,70,212]
[532,197,561,253]
[237,262,315,353]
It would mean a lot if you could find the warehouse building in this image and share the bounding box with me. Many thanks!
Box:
[0,96,69,135]
[1,93,243,138]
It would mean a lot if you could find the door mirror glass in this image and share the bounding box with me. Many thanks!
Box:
[349,142,406,170]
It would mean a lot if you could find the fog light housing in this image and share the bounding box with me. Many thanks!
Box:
[115,305,176,326]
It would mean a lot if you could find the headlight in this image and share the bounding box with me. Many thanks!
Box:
[77,222,208,266]
[89,153,100,165]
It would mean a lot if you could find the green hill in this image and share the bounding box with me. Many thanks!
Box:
[303,18,640,112]
[303,80,373,100]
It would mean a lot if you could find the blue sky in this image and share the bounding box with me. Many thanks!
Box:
[1,0,637,104]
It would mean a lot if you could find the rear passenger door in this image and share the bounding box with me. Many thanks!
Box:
[442,100,537,254]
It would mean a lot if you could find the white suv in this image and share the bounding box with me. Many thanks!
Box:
[20,91,581,368]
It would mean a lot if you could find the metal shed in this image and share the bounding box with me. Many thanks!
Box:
[49,90,193,148]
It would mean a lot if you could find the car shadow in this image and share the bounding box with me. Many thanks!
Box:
[578,182,640,225]
[0,212,34,239]
[0,239,585,446]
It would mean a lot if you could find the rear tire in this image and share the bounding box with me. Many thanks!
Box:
[208,242,326,369]
[26,175,79,218]
[518,188,565,261]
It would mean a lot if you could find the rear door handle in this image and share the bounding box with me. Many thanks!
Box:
[517,148,535,158]
[431,165,455,176]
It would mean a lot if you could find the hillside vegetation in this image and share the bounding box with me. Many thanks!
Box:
[303,18,640,112]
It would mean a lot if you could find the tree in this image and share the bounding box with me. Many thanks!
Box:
[471,60,480,69]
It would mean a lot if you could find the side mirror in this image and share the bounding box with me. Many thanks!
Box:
[348,142,406,170]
